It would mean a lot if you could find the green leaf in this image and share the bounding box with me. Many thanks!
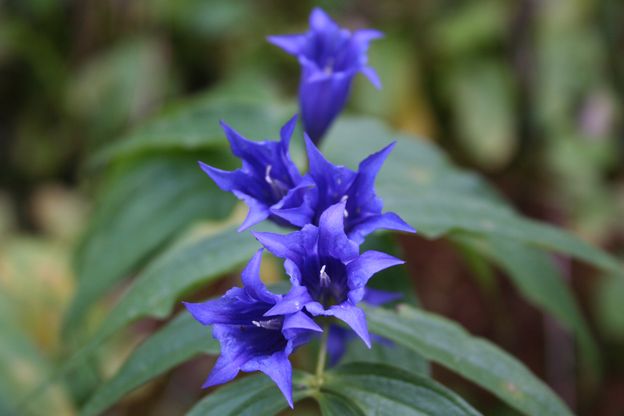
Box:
[186,371,314,416]
[64,154,234,335]
[366,305,573,416]
[340,338,429,377]
[594,273,624,341]
[323,117,621,275]
[53,224,271,388]
[317,391,366,416]
[453,233,599,371]
[320,363,481,416]
[94,97,291,164]
[81,313,218,416]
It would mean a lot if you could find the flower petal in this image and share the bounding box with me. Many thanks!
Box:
[233,190,270,231]
[266,34,308,55]
[348,212,416,244]
[361,66,382,89]
[309,7,336,31]
[346,250,404,289]
[318,202,359,262]
[252,230,301,261]
[202,354,243,388]
[283,311,323,333]
[242,352,294,408]
[325,304,371,348]
[241,249,280,304]
[198,162,238,192]
[264,285,313,316]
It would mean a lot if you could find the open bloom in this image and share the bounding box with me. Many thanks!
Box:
[273,135,415,244]
[183,249,322,407]
[253,201,403,348]
[268,8,382,143]
[199,115,314,231]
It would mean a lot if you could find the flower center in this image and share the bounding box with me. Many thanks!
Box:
[340,194,349,218]
[264,164,290,200]
[319,264,331,287]
[251,318,282,330]
[323,58,335,75]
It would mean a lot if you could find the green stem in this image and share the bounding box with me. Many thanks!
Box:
[315,323,330,380]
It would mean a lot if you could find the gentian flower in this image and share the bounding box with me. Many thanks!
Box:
[253,201,404,348]
[268,8,383,143]
[272,135,415,244]
[199,115,314,231]
[183,249,322,407]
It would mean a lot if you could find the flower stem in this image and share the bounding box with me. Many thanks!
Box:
[315,323,330,380]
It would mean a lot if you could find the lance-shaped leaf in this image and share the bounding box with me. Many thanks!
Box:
[323,117,621,275]
[65,154,234,335]
[81,313,219,416]
[186,371,314,416]
[366,305,573,416]
[453,233,599,371]
[320,363,481,416]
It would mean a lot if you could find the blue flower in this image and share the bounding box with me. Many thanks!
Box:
[199,115,315,231]
[268,8,382,143]
[273,135,415,244]
[183,249,322,407]
[253,202,403,348]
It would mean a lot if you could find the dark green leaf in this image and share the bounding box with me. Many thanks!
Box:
[321,363,481,416]
[52,225,272,388]
[81,313,218,416]
[453,233,599,370]
[317,391,366,416]
[65,154,234,334]
[323,117,621,275]
[95,98,291,164]
[366,305,572,416]
[186,371,314,416]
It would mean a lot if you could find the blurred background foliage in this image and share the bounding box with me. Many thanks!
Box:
[0,0,623,415]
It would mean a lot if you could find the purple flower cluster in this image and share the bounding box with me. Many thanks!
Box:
[184,8,415,407]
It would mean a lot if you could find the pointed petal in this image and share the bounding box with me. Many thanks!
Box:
[361,66,382,89]
[304,134,334,176]
[242,352,294,408]
[198,162,237,192]
[233,191,270,231]
[348,212,415,244]
[326,304,371,348]
[309,7,335,30]
[358,141,396,179]
[252,231,300,260]
[219,120,269,163]
[318,202,359,261]
[280,114,298,147]
[267,34,307,55]
[183,289,245,326]
[202,354,242,388]
[264,286,313,316]
[283,311,323,332]
[346,250,404,289]
[353,29,384,44]
[241,249,279,304]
